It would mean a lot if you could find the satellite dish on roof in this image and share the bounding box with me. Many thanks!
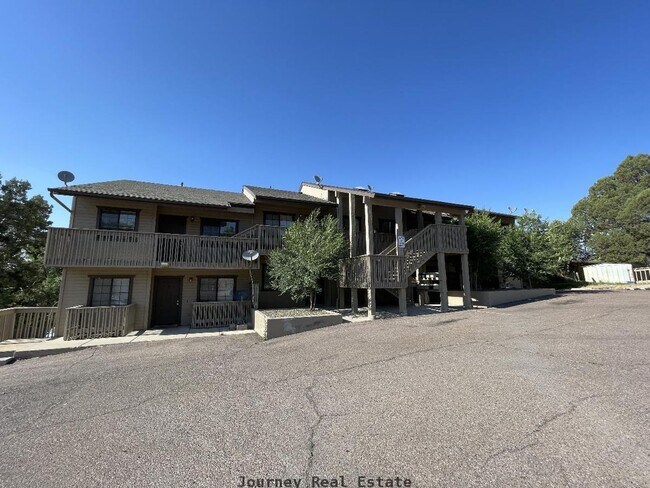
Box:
[314,175,322,184]
[242,250,260,262]
[367,184,373,191]
[57,171,75,186]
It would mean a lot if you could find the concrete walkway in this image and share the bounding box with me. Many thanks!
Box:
[0,327,255,360]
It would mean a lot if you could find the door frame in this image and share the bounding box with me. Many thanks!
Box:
[151,276,183,327]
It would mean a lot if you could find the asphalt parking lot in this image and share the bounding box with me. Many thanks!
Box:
[0,291,648,487]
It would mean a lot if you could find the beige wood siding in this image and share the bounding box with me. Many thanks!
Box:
[252,201,334,225]
[151,268,257,326]
[57,268,152,332]
[299,185,331,201]
[72,196,157,232]
[155,205,255,235]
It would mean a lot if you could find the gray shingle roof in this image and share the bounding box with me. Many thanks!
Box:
[49,180,252,208]
[243,185,334,205]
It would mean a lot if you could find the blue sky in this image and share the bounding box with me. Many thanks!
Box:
[1,1,649,227]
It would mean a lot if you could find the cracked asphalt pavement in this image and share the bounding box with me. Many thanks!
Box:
[0,291,648,487]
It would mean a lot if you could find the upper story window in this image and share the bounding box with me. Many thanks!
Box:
[200,219,239,237]
[98,208,138,231]
[264,213,294,228]
[89,277,132,306]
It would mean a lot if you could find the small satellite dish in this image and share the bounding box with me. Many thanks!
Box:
[314,175,322,184]
[367,184,373,191]
[242,250,260,262]
[57,170,75,186]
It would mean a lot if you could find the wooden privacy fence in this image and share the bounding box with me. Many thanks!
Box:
[0,307,57,341]
[191,301,252,329]
[634,267,650,284]
[64,304,136,341]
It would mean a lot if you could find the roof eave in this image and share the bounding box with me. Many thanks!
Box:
[47,188,254,209]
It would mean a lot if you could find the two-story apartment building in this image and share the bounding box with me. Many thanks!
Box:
[45,180,335,339]
[44,179,496,340]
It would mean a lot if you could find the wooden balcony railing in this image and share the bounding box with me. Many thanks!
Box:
[340,255,407,289]
[235,225,287,254]
[191,300,252,329]
[437,223,468,254]
[64,304,136,340]
[0,307,58,341]
[44,226,286,269]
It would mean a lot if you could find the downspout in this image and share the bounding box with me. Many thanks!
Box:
[49,191,72,213]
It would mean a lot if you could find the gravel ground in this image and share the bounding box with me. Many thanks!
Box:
[0,290,648,487]
[260,308,340,318]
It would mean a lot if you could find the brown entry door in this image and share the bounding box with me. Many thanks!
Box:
[152,277,183,327]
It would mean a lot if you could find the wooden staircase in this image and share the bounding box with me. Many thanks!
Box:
[340,223,467,289]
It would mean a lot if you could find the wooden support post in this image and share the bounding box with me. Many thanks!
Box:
[461,253,472,309]
[336,192,344,231]
[349,193,358,313]
[55,269,67,337]
[336,192,345,309]
[364,196,375,319]
[395,207,407,315]
[435,212,449,312]
[364,197,374,256]
[458,212,472,309]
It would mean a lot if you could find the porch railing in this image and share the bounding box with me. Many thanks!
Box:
[44,227,282,269]
[634,267,650,284]
[0,307,57,342]
[191,301,252,329]
[64,304,136,341]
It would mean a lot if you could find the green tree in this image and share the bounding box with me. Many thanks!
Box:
[571,154,650,266]
[465,210,503,290]
[547,219,583,275]
[0,175,60,307]
[499,210,557,288]
[267,210,347,309]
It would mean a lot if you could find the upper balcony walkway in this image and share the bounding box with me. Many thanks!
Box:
[44,225,286,269]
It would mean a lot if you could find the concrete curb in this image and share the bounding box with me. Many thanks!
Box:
[0,329,258,362]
